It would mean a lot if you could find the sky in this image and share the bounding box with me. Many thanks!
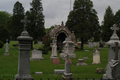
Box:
[0,0,120,28]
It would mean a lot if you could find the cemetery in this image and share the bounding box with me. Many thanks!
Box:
[1,0,120,80]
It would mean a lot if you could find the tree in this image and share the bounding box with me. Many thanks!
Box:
[0,11,11,43]
[114,9,120,37]
[101,6,115,42]
[11,1,24,40]
[26,0,45,41]
[66,0,100,50]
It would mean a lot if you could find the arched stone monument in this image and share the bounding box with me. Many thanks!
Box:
[49,21,75,49]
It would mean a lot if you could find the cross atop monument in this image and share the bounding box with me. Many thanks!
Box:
[111,24,119,34]
[21,16,30,31]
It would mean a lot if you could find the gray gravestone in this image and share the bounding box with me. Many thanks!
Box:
[15,16,33,80]
[62,54,74,80]
[103,24,120,79]
[77,59,87,66]
[30,50,44,60]
[54,69,65,75]
[89,42,94,48]
[60,37,76,58]
[92,48,101,64]
[4,39,9,56]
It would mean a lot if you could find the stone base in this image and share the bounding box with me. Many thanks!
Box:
[65,59,72,64]
[30,58,44,61]
[54,69,65,75]
[35,72,42,75]
[92,62,101,64]
[77,63,87,66]
[4,52,9,56]
[60,53,76,58]
[53,58,60,64]
[50,56,58,60]
[15,74,33,80]
[62,73,74,80]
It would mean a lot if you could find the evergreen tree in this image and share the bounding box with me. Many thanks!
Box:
[12,1,24,40]
[101,6,114,42]
[26,0,45,41]
[114,10,120,37]
[0,11,11,43]
[66,0,100,50]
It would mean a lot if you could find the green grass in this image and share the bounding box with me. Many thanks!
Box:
[0,41,108,80]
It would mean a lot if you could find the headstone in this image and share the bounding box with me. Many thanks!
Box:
[78,42,81,47]
[4,39,9,56]
[35,72,42,75]
[50,40,58,59]
[15,16,33,80]
[60,37,76,58]
[83,57,89,60]
[89,42,94,48]
[62,54,74,80]
[97,68,104,74]
[103,24,120,79]
[92,48,101,64]
[53,58,60,64]
[30,50,44,60]
[77,59,87,66]
[54,69,65,75]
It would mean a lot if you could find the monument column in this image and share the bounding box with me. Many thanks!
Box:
[15,16,33,80]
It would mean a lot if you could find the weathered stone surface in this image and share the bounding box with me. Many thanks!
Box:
[92,48,101,64]
[35,72,43,75]
[97,68,104,74]
[77,59,87,66]
[4,39,9,56]
[53,58,60,64]
[89,42,94,48]
[15,16,33,80]
[30,50,44,60]
[54,69,65,75]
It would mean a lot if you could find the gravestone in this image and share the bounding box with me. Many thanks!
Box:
[15,16,33,80]
[62,54,74,80]
[54,69,65,75]
[89,42,94,48]
[50,40,58,59]
[78,42,81,47]
[92,48,101,64]
[77,59,87,66]
[103,24,120,79]
[30,50,44,60]
[4,39,9,56]
[60,37,76,58]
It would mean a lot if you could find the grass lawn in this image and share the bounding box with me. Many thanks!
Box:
[0,41,108,80]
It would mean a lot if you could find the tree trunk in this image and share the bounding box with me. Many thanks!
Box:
[81,38,84,50]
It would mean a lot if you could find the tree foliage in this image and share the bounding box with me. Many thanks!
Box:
[101,6,115,42]
[66,0,100,50]
[26,0,45,41]
[114,9,120,37]
[11,1,24,40]
[0,11,11,43]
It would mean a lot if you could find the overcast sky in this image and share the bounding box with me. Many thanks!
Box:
[0,0,120,28]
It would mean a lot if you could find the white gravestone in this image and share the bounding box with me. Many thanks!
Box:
[4,39,9,56]
[92,48,101,64]
[50,40,58,59]
[30,50,44,60]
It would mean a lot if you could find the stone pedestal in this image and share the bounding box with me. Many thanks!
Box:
[53,58,60,64]
[15,30,33,80]
[77,59,87,66]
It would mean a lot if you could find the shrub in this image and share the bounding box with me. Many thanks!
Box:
[0,40,4,48]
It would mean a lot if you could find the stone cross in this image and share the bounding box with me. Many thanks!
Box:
[111,42,120,60]
[111,24,119,34]
[21,16,30,31]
